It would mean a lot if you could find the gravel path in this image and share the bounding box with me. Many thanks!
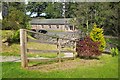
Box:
[0,53,74,62]
[0,56,21,62]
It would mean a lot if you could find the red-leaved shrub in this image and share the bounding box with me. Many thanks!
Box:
[76,36,101,58]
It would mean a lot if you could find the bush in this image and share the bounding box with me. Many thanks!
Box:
[110,47,119,57]
[2,30,14,40]
[90,24,106,51]
[76,36,101,58]
[2,30,20,45]
[10,30,20,43]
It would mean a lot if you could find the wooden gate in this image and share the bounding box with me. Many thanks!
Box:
[20,29,77,68]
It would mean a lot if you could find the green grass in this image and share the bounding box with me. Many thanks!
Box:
[1,30,119,78]
[2,30,15,40]
[2,30,72,58]
[2,42,65,58]
[2,54,118,78]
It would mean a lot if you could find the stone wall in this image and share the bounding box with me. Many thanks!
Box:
[31,24,73,31]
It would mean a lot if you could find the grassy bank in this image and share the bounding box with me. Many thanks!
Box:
[2,54,118,78]
[2,42,66,58]
[1,30,119,78]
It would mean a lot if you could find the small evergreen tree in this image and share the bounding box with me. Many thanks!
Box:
[90,24,106,51]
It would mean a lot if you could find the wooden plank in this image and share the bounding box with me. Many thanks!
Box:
[26,29,59,39]
[20,29,28,68]
[26,29,77,41]
[28,58,58,62]
[27,49,74,53]
[61,50,74,53]
[62,57,74,60]
[28,38,57,45]
[57,38,61,62]
[27,49,58,53]
[28,57,74,62]
[73,41,76,60]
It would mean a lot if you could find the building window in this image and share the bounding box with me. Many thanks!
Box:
[69,25,73,30]
[49,25,51,28]
[57,25,59,29]
[42,25,44,28]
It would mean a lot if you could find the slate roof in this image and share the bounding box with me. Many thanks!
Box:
[30,18,71,25]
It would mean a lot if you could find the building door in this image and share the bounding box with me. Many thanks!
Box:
[69,25,73,30]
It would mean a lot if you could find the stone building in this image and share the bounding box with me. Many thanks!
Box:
[30,18,77,31]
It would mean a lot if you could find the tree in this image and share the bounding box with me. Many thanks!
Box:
[44,2,63,18]
[65,2,78,18]
[2,2,31,30]
[74,2,120,37]
[105,2,120,37]
[2,2,9,18]
[73,3,93,35]
[26,2,47,17]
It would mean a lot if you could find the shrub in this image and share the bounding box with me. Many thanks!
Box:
[2,30,14,40]
[2,30,20,45]
[10,30,20,43]
[76,36,101,58]
[110,47,119,57]
[90,24,106,51]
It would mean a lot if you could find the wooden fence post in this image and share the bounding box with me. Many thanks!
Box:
[73,40,76,60]
[57,38,61,62]
[20,29,28,68]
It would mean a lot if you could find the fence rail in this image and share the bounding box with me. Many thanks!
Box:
[20,29,77,68]
[28,57,74,62]
[28,38,57,45]
[26,29,78,41]
[27,49,74,53]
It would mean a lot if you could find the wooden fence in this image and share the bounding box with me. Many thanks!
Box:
[20,29,77,68]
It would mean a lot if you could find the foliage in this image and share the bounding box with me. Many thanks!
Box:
[110,47,119,57]
[76,36,101,58]
[2,2,31,30]
[26,2,78,18]
[106,38,120,50]
[10,30,20,43]
[44,2,63,18]
[90,24,106,51]
[75,2,120,36]
[65,2,79,18]
[26,2,64,18]
[2,30,20,43]
[26,2,47,17]
[2,30,14,40]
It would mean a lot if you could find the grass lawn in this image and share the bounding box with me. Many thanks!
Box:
[1,30,119,78]
[2,42,66,58]
[1,54,118,78]
[2,30,72,57]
